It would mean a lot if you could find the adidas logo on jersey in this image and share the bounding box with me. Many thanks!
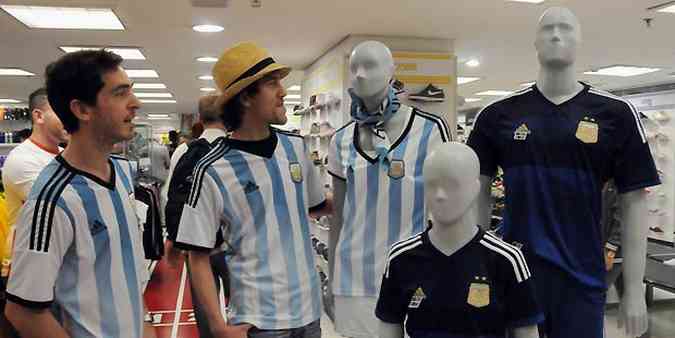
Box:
[244,181,259,194]
[514,124,531,141]
[408,287,426,308]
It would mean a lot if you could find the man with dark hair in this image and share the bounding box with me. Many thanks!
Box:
[175,42,327,338]
[1,87,68,337]
[4,50,156,338]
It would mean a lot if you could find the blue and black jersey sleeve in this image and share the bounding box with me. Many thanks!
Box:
[496,251,544,328]
[611,103,660,194]
[467,105,500,178]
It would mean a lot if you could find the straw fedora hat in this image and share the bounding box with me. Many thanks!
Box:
[213,42,291,108]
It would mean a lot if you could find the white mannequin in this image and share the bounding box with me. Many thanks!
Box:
[327,41,412,318]
[379,142,539,338]
[476,7,648,337]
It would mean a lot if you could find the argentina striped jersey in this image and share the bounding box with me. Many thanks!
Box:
[176,129,324,330]
[6,155,147,338]
[327,106,451,297]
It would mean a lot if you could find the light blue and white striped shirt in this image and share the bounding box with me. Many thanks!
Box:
[328,106,450,297]
[7,155,147,338]
[176,129,324,330]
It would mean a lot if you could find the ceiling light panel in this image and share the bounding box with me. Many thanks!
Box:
[1,5,125,30]
[287,85,301,91]
[506,0,546,3]
[0,99,21,103]
[126,69,159,78]
[584,65,661,77]
[133,83,167,89]
[140,99,176,103]
[465,98,483,103]
[60,46,146,60]
[197,56,218,63]
[192,24,224,32]
[0,68,35,76]
[200,87,217,92]
[135,93,173,98]
[476,90,514,96]
[198,75,214,80]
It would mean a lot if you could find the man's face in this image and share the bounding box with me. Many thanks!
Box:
[535,8,581,69]
[245,72,288,126]
[36,102,68,144]
[89,67,140,143]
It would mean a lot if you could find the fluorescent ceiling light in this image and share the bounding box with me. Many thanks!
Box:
[520,81,536,87]
[285,101,301,105]
[196,56,218,63]
[584,65,661,77]
[125,69,159,78]
[287,85,301,91]
[133,83,166,89]
[656,4,675,13]
[135,92,173,98]
[458,77,481,85]
[285,94,301,99]
[506,0,546,3]
[147,117,173,120]
[200,87,217,92]
[0,99,21,103]
[0,5,124,30]
[192,24,224,33]
[147,113,169,118]
[476,90,514,96]
[465,59,480,67]
[140,99,176,103]
[0,68,35,76]
[60,46,146,60]
[198,75,214,80]
[465,98,482,103]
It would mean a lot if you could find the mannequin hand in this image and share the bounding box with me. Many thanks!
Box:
[618,289,648,337]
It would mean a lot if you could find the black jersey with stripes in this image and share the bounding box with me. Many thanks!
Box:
[467,83,660,289]
[376,225,543,338]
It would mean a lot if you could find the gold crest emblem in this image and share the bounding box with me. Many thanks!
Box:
[408,287,426,308]
[513,124,531,141]
[467,282,490,308]
[289,163,303,183]
[576,118,599,144]
[388,160,405,179]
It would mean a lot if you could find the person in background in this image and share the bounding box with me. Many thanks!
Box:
[168,130,180,157]
[148,137,170,184]
[1,87,68,338]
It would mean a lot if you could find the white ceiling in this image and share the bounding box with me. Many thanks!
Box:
[1,0,675,117]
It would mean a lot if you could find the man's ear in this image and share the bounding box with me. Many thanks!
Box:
[31,109,44,125]
[69,99,93,123]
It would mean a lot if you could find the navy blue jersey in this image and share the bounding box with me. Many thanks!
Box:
[467,84,660,289]
[376,227,543,338]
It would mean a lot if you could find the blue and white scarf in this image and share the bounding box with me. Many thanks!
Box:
[349,86,401,167]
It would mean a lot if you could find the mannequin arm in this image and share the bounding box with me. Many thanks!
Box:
[327,177,346,305]
[618,189,649,337]
[477,175,494,230]
[512,325,539,338]
[378,320,404,338]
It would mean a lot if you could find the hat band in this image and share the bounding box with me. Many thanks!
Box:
[225,57,276,90]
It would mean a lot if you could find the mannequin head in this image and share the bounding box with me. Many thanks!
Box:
[349,41,395,100]
[424,142,481,226]
[535,7,582,69]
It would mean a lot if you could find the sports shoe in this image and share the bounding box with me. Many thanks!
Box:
[409,84,445,102]
[310,122,321,134]
[650,226,664,233]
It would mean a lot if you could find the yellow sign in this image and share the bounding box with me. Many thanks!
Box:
[576,120,599,144]
[396,63,418,72]
[467,282,490,308]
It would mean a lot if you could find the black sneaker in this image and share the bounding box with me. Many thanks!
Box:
[392,78,405,95]
[409,84,445,102]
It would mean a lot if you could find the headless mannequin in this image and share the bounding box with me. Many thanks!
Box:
[328,41,411,313]
[379,143,538,338]
[476,7,648,337]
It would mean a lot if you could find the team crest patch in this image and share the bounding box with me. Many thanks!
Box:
[576,117,599,144]
[388,160,405,179]
[513,123,531,141]
[467,279,490,308]
[289,162,303,183]
[408,287,426,308]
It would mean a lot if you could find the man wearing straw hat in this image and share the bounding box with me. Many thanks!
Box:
[175,42,326,338]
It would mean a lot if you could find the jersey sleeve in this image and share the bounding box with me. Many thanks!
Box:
[327,133,346,180]
[304,146,326,208]
[612,103,660,193]
[6,202,74,308]
[497,245,544,328]
[375,254,410,324]
[175,167,224,252]
[2,156,42,202]
[467,106,500,178]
